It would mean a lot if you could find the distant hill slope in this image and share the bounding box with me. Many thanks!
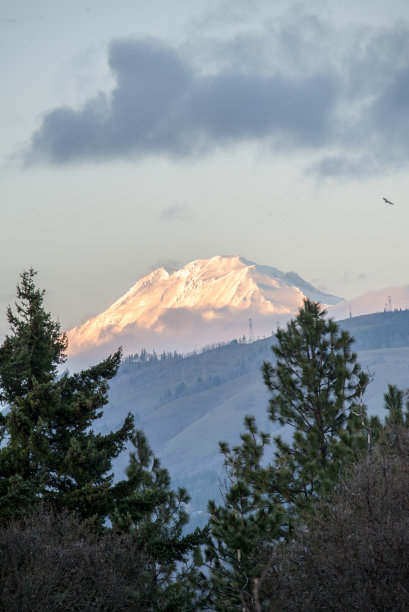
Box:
[329,285,409,320]
[338,309,409,350]
[104,337,275,475]
[98,310,409,523]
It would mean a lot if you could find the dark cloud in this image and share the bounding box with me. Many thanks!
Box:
[190,72,335,146]
[25,40,194,164]
[312,62,409,178]
[367,66,409,155]
[24,37,337,165]
[311,155,376,179]
[310,22,409,177]
[23,17,409,176]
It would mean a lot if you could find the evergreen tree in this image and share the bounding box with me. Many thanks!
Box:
[205,416,286,612]
[111,430,206,611]
[375,383,409,453]
[0,270,207,609]
[262,299,370,513]
[0,269,134,525]
[383,383,406,426]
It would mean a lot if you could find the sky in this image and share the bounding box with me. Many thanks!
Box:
[1,0,409,333]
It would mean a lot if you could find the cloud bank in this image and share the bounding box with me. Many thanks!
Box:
[24,14,409,176]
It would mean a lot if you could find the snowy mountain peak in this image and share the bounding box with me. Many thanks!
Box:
[67,255,343,361]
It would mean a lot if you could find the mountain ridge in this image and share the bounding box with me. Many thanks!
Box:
[67,255,343,363]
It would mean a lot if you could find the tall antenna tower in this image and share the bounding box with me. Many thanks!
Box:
[388,295,392,311]
[248,318,254,343]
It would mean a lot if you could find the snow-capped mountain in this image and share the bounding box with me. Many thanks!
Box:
[67,255,343,363]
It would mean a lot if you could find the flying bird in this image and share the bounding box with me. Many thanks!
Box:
[383,197,395,205]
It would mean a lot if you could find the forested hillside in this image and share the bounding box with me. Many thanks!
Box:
[340,309,409,350]
[2,273,409,610]
[102,309,409,520]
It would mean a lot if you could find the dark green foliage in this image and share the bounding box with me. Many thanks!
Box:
[111,430,206,611]
[204,300,376,610]
[205,416,286,611]
[383,383,408,425]
[204,303,409,610]
[263,299,370,512]
[0,269,67,403]
[0,270,206,610]
[376,384,409,454]
[0,270,134,526]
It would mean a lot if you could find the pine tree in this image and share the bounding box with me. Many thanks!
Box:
[0,269,134,526]
[383,383,406,425]
[205,301,375,609]
[375,383,409,454]
[111,430,206,611]
[205,416,286,612]
[262,299,370,513]
[0,270,207,610]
